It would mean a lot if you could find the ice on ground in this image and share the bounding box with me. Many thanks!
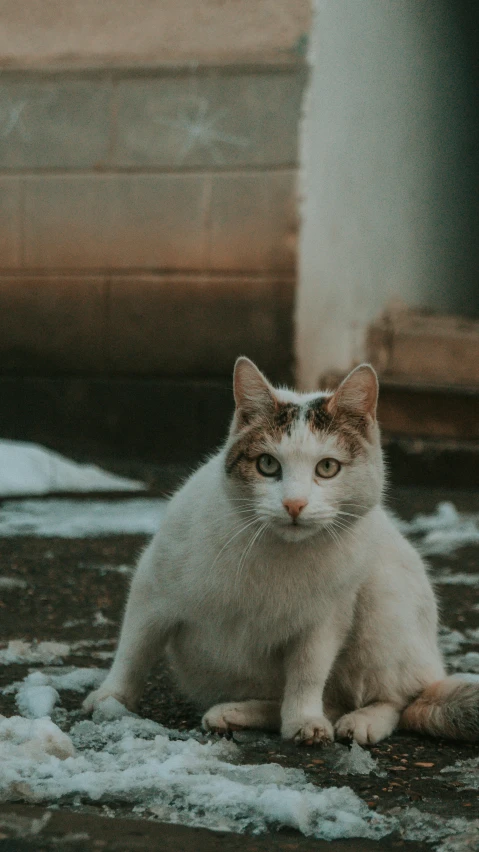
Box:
[0,439,145,496]
[91,696,137,722]
[334,742,384,776]
[441,756,479,790]
[4,669,106,719]
[16,678,59,719]
[0,576,27,590]
[435,572,479,586]
[0,812,51,839]
[93,611,115,627]
[0,640,71,665]
[0,714,75,763]
[0,714,392,840]
[1,670,478,845]
[449,653,479,674]
[438,626,468,656]
[82,563,133,575]
[396,807,479,845]
[0,498,167,537]
[437,834,479,852]
[3,668,107,715]
[398,502,479,556]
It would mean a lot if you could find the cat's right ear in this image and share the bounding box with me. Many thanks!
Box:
[233,357,276,426]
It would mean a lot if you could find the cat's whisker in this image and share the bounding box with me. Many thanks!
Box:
[211,517,262,569]
[235,521,269,591]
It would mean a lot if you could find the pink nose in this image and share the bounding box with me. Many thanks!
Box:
[283,498,308,520]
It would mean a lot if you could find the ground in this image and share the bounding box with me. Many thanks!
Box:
[0,484,478,851]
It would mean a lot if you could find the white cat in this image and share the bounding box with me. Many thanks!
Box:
[84,358,479,744]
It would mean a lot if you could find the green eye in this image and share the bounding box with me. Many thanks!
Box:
[316,458,341,479]
[256,454,281,477]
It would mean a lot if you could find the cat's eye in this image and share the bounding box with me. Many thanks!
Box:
[315,458,341,479]
[256,454,281,477]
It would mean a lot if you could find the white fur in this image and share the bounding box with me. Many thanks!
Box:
[84,362,446,745]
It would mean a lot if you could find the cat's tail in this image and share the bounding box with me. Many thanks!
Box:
[400,676,479,741]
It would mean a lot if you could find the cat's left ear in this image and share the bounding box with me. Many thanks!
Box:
[233,357,276,425]
[326,364,379,421]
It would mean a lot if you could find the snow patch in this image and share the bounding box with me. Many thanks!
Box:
[0,714,392,840]
[0,439,144,496]
[0,640,70,665]
[3,669,106,719]
[0,498,167,537]
[334,742,384,776]
[0,576,27,590]
[396,807,479,845]
[399,502,479,556]
[449,652,479,674]
[435,572,479,586]
[0,714,75,764]
[441,756,479,791]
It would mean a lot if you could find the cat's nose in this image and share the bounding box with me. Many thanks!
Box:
[283,498,308,520]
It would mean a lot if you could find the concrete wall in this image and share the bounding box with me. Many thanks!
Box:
[0,61,306,381]
[0,0,310,66]
[297,0,479,389]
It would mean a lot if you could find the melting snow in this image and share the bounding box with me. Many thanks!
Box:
[0,498,167,537]
[0,440,144,496]
[441,756,479,791]
[398,502,479,556]
[0,641,71,665]
[3,668,107,718]
[0,712,392,840]
[333,741,384,776]
[449,652,479,674]
[0,576,27,590]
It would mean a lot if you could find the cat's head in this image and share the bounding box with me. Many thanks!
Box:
[224,357,384,542]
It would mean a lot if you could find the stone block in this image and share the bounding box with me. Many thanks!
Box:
[209,170,297,270]
[113,68,306,168]
[106,274,294,379]
[0,79,110,168]
[23,174,209,269]
[0,276,106,372]
[0,178,21,267]
[107,175,210,268]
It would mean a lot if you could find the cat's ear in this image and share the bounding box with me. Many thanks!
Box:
[233,357,276,424]
[326,364,378,421]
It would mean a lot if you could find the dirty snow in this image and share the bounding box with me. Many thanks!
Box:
[441,755,479,791]
[0,704,476,845]
[0,498,167,537]
[0,709,392,840]
[0,440,145,496]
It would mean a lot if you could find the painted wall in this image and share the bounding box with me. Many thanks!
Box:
[297,0,479,389]
[0,0,310,66]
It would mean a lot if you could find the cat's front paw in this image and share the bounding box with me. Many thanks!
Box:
[82,685,137,715]
[281,715,334,745]
[202,703,245,733]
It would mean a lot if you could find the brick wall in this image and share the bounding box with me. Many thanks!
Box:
[0,62,306,381]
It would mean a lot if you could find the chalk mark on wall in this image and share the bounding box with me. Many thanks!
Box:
[0,90,56,143]
[0,101,30,141]
[151,96,249,165]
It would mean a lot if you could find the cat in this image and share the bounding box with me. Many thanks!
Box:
[84,357,479,744]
